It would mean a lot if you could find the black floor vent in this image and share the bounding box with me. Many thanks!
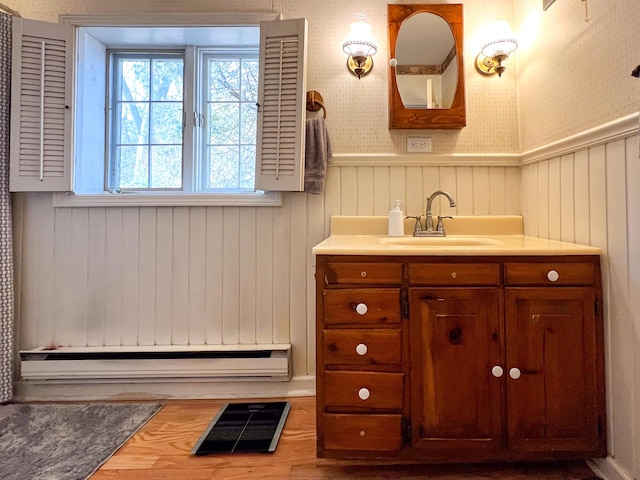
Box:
[191,401,291,455]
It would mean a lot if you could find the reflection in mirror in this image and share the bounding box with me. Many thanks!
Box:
[388,4,465,129]
[395,12,457,109]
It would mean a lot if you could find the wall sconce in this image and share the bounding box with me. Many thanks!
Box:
[475,21,518,78]
[343,14,377,79]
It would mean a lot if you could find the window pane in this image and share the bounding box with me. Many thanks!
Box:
[151,59,183,101]
[111,53,184,192]
[151,102,182,144]
[240,103,257,144]
[240,145,255,190]
[118,145,149,189]
[208,146,239,188]
[208,59,240,101]
[120,59,149,101]
[209,103,239,144]
[151,146,182,188]
[119,103,149,144]
[241,59,258,102]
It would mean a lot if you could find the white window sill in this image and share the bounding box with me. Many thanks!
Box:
[53,191,282,207]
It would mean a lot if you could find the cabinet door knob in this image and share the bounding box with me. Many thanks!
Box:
[358,387,371,400]
[547,270,560,282]
[355,343,368,355]
[509,367,522,379]
[355,303,368,315]
[491,366,504,378]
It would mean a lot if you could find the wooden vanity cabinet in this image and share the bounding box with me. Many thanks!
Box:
[316,258,406,458]
[315,255,606,462]
[408,265,504,460]
[503,263,605,457]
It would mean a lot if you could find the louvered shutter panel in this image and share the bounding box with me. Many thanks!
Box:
[10,18,73,192]
[255,18,307,192]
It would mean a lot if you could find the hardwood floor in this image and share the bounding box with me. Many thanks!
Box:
[90,396,601,480]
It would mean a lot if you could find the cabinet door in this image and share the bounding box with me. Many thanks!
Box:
[409,288,503,454]
[505,287,604,455]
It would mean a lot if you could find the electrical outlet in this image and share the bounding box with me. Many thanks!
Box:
[407,137,432,153]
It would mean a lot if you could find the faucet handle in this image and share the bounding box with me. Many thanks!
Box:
[406,215,423,235]
[436,215,453,233]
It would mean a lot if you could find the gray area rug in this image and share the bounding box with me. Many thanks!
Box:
[0,402,161,480]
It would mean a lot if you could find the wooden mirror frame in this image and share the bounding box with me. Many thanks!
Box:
[388,4,466,129]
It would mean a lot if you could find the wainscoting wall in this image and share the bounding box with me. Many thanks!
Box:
[520,115,640,480]
[12,159,521,398]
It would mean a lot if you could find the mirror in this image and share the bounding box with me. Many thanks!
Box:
[388,4,465,129]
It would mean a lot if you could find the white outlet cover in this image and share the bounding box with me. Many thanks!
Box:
[407,137,432,153]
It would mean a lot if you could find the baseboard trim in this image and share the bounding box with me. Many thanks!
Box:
[14,375,316,402]
[588,457,635,480]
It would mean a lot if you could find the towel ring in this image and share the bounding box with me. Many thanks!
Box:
[306,90,327,119]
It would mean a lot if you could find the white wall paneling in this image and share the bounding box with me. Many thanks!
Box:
[521,132,640,480]
[13,162,521,397]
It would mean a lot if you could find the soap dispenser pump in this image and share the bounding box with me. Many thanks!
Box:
[388,200,404,237]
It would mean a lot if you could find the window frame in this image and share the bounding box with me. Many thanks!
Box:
[53,12,283,208]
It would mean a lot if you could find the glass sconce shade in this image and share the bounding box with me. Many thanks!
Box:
[475,21,518,77]
[343,14,378,59]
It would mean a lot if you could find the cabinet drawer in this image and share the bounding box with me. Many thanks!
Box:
[325,262,403,285]
[505,262,595,285]
[324,371,404,410]
[408,263,501,285]
[323,329,401,366]
[322,413,403,451]
[323,289,401,325]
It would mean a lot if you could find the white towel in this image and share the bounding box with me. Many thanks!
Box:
[304,118,332,194]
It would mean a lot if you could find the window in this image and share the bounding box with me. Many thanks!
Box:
[201,52,259,191]
[109,52,185,191]
[10,14,308,206]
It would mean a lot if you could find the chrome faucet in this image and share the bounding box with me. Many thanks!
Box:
[413,190,456,237]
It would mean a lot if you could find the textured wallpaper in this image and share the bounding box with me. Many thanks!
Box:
[15,0,635,154]
[514,0,639,151]
[11,0,520,154]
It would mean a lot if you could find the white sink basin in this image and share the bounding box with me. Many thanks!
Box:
[381,236,505,247]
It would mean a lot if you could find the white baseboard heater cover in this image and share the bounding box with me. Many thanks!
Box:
[19,344,291,381]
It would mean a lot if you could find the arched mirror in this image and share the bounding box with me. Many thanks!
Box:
[388,4,465,129]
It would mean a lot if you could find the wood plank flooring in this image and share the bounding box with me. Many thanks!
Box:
[90,396,601,480]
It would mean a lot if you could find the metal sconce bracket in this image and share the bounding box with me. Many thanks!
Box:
[347,55,374,79]
[475,53,500,76]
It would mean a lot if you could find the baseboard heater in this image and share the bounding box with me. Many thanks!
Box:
[19,344,291,381]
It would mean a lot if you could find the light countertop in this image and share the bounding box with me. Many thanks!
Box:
[312,216,601,256]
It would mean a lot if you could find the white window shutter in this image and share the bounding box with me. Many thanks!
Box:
[255,18,307,192]
[10,17,74,192]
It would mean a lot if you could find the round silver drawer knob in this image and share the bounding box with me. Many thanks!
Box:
[359,430,366,437]
[547,270,560,282]
[355,343,368,356]
[355,303,368,315]
[491,366,504,378]
[358,387,371,400]
[360,271,367,277]
[509,367,522,380]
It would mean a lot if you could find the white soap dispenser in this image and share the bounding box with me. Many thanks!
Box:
[388,200,404,237]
